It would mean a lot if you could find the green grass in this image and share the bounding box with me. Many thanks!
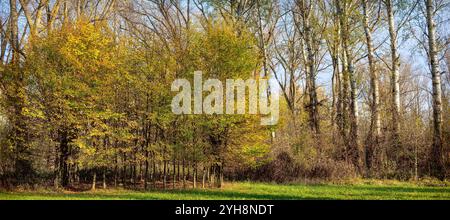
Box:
[1,181,449,200]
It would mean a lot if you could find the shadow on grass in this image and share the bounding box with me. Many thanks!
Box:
[349,185,450,194]
[1,183,449,200]
[0,189,335,200]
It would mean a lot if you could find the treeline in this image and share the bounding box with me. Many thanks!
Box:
[0,0,449,190]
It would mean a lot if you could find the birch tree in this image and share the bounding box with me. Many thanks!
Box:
[425,0,445,180]
[362,0,381,175]
[385,0,401,150]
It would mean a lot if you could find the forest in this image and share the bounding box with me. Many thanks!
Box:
[0,0,449,195]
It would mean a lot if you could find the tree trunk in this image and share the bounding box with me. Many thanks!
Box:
[337,0,360,171]
[59,130,70,187]
[152,151,156,188]
[177,159,180,182]
[202,166,206,189]
[122,153,127,185]
[10,0,33,184]
[386,0,401,150]
[172,158,176,189]
[193,162,197,189]
[163,160,167,189]
[362,0,381,175]
[144,149,149,190]
[114,155,118,187]
[182,159,186,188]
[102,168,107,189]
[91,171,96,191]
[426,0,445,180]
[299,0,320,134]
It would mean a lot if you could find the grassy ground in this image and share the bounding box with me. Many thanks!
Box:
[1,180,449,200]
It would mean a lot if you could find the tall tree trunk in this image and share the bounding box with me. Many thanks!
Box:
[193,162,197,188]
[177,159,180,181]
[202,166,206,189]
[426,0,445,180]
[91,171,96,191]
[102,168,107,189]
[386,0,401,150]
[348,52,360,172]
[182,158,186,188]
[163,160,167,190]
[172,158,176,189]
[10,0,32,184]
[59,129,70,187]
[332,5,345,150]
[114,154,118,187]
[298,0,320,134]
[122,153,127,185]
[152,151,156,188]
[144,149,149,190]
[337,0,360,171]
[362,0,381,175]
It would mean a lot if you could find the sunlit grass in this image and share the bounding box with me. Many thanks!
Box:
[1,181,449,200]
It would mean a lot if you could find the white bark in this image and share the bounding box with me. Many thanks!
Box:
[386,0,401,147]
[425,0,444,180]
[362,0,381,172]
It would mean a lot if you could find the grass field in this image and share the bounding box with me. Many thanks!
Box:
[1,181,449,200]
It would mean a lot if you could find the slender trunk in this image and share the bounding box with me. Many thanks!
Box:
[193,162,197,189]
[426,0,445,180]
[139,161,143,182]
[207,165,211,187]
[132,154,136,185]
[172,158,176,189]
[202,166,206,189]
[10,0,32,183]
[331,52,340,131]
[163,160,167,189]
[122,153,127,185]
[302,8,320,134]
[59,130,70,187]
[91,171,96,191]
[53,146,60,188]
[219,164,224,188]
[336,0,349,162]
[144,149,149,190]
[177,160,180,182]
[386,0,401,150]
[152,151,156,188]
[114,155,118,187]
[102,168,106,189]
[9,0,19,64]
[337,0,360,170]
[182,158,186,188]
[187,161,190,180]
[348,50,360,172]
[210,165,215,187]
[362,0,381,175]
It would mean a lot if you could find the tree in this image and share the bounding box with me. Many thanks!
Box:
[385,0,401,150]
[425,0,445,180]
[4,0,33,183]
[362,0,381,175]
[26,20,117,187]
[336,0,362,172]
